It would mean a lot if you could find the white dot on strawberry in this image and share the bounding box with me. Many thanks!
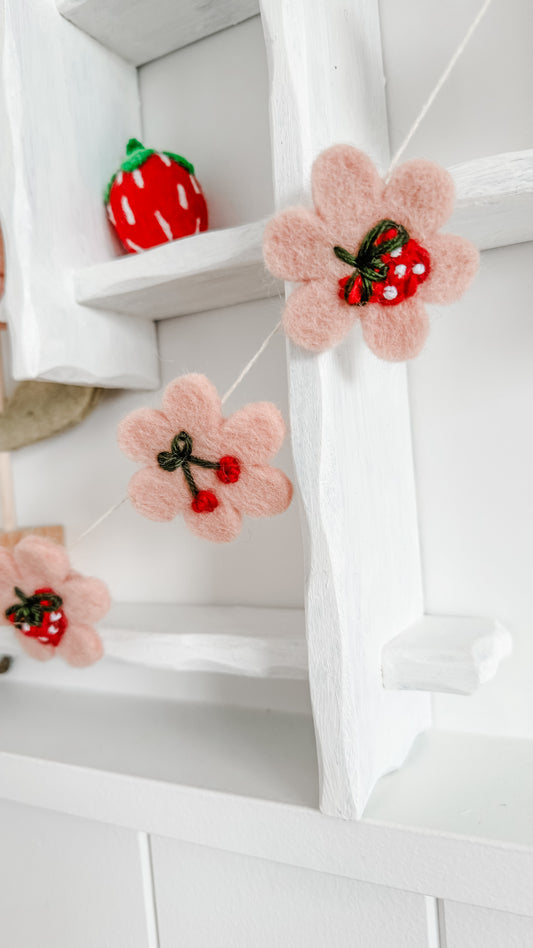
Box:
[383,285,398,300]
[394,264,407,277]
[413,263,426,275]
[390,247,402,258]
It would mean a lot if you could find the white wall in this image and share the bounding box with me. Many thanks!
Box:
[5,6,533,738]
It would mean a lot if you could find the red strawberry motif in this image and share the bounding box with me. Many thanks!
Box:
[105,139,208,253]
[336,220,430,308]
[6,586,68,647]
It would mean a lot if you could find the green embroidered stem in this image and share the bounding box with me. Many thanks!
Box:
[157,431,220,498]
[334,219,409,305]
[5,587,63,627]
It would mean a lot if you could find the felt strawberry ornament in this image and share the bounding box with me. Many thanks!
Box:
[105,138,208,253]
[6,586,68,647]
[263,145,479,361]
[0,536,110,666]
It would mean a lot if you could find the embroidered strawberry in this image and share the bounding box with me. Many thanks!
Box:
[5,586,68,647]
[336,219,430,307]
[105,138,208,254]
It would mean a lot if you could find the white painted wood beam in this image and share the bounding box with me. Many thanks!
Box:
[74,219,282,318]
[449,149,533,251]
[0,0,158,387]
[0,604,308,680]
[381,616,512,695]
[261,0,431,820]
[56,0,260,65]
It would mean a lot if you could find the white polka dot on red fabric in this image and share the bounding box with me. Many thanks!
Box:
[390,247,402,258]
[413,263,426,275]
[383,285,398,300]
[394,264,407,277]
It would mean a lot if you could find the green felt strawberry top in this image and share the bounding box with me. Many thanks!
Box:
[104,139,195,203]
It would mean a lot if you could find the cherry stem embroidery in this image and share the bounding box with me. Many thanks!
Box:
[334,218,409,305]
[157,431,220,498]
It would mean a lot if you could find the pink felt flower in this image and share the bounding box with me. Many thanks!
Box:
[263,145,479,360]
[0,536,110,666]
[117,373,293,543]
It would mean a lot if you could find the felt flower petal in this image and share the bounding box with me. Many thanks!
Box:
[61,575,112,625]
[183,497,242,543]
[228,467,293,517]
[311,145,383,238]
[263,208,331,281]
[57,622,104,668]
[162,373,221,436]
[0,549,16,584]
[384,159,455,237]
[15,630,55,662]
[221,404,286,464]
[13,536,70,587]
[361,297,429,362]
[421,233,479,304]
[283,279,357,351]
[117,409,173,463]
[128,466,189,522]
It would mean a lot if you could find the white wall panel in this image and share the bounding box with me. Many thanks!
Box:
[152,836,435,947]
[0,800,150,948]
[444,900,533,948]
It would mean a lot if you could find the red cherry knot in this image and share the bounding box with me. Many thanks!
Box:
[335,220,430,308]
[191,490,219,513]
[217,456,241,484]
[5,586,68,648]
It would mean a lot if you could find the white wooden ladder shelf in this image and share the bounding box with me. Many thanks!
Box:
[2,0,523,823]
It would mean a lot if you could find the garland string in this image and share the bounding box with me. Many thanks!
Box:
[387,0,493,176]
[67,0,492,550]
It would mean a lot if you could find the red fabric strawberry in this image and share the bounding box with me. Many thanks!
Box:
[105,139,208,253]
[6,586,68,647]
[336,220,430,307]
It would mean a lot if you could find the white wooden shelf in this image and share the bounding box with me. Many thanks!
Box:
[449,149,533,251]
[57,0,260,65]
[0,603,307,680]
[382,615,512,695]
[0,687,531,919]
[74,219,282,320]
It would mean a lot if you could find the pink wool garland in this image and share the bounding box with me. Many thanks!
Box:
[0,536,110,666]
[263,145,479,361]
[117,373,293,543]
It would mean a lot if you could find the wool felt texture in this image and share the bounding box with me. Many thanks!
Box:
[263,144,479,361]
[106,138,208,253]
[0,381,102,452]
[0,536,110,666]
[117,373,293,543]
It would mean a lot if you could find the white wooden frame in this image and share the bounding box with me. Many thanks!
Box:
[8,0,525,820]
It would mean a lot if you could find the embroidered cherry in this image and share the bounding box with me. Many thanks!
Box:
[5,586,68,647]
[157,432,240,514]
[191,490,219,513]
[217,456,240,484]
[335,219,430,308]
